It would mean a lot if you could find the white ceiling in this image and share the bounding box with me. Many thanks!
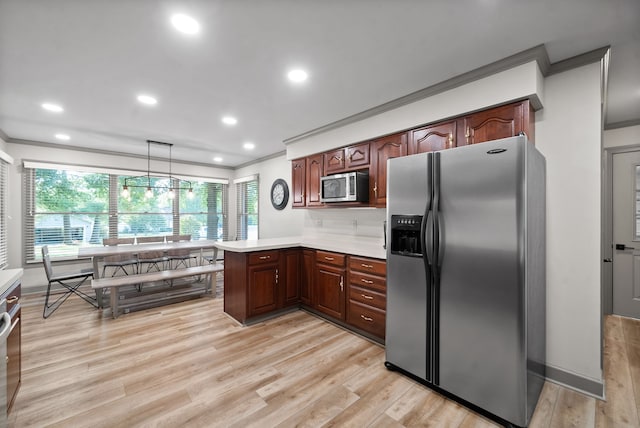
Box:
[0,0,638,167]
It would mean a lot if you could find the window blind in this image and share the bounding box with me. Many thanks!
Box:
[236,177,259,240]
[0,158,8,269]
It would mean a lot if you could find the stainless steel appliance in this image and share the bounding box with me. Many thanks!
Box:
[385,135,546,427]
[320,171,369,202]
[0,298,11,428]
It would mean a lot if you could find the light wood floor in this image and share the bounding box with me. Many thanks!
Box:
[8,288,640,427]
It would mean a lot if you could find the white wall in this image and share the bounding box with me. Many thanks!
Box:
[233,154,304,240]
[286,62,604,388]
[604,124,640,149]
[535,62,603,382]
[5,141,234,290]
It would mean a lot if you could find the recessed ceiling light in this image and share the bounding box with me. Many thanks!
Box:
[287,69,308,83]
[213,156,223,162]
[42,103,64,113]
[55,133,70,141]
[137,94,157,105]
[243,142,255,150]
[222,116,237,125]
[171,14,200,35]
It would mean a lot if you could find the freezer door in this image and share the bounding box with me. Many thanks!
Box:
[385,152,431,381]
[436,136,527,425]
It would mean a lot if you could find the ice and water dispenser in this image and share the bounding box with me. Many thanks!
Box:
[390,215,423,257]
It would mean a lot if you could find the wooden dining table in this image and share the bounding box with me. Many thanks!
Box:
[78,239,220,307]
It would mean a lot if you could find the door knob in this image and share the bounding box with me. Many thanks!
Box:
[603,258,612,263]
[615,244,635,250]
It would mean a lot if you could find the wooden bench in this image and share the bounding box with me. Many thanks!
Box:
[92,264,224,318]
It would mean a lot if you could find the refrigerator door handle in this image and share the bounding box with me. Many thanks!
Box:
[437,213,444,267]
[424,210,434,267]
[432,152,441,275]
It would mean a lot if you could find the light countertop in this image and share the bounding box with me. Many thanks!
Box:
[215,235,386,260]
[0,268,23,296]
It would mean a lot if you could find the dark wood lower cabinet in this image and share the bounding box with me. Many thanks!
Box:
[224,248,386,341]
[248,264,279,317]
[300,250,314,306]
[2,279,21,412]
[314,264,345,320]
[6,309,20,411]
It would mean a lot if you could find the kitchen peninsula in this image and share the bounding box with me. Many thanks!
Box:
[217,235,387,342]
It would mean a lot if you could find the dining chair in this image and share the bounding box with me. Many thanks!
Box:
[136,236,167,272]
[42,245,97,318]
[102,238,138,276]
[166,234,197,269]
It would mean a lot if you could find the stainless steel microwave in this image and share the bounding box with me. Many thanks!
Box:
[320,171,369,203]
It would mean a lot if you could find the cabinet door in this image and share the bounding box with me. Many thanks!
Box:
[291,158,306,208]
[370,132,408,207]
[7,309,20,411]
[409,121,456,154]
[306,154,324,207]
[283,250,300,307]
[346,142,370,169]
[323,148,345,174]
[248,264,279,316]
[300,249,314,306]
[315,264,345,320]
[461,100,533,145]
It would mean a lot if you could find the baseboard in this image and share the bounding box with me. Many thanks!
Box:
[545,364,604,399]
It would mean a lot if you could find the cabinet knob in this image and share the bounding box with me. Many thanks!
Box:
[259,255,270,260]
[361,263,373,269]
[361,278,373,285]
[360,314,373,322]
[324,257,334,261]
[361,294,374,300]
[6,296,19,304]
[340,276,344,291]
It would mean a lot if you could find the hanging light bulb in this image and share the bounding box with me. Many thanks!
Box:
[122,185,129,198]
[145,186,153,198]
[168,188,175,199]
[187,187,194,199]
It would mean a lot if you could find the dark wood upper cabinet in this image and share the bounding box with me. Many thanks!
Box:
[306,154,324,207]
[460,100,534,146]
[323,142,370,174]
[370,132,408,207]
[291,158,306,208]
[323,148,345,174]
[345,142,370,169]
[408,121,457,154]
[291,100,535,209]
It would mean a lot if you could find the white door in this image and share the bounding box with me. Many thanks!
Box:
[612,150,640,319]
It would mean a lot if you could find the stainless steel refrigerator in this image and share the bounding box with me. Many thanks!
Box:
[385,135,546,428]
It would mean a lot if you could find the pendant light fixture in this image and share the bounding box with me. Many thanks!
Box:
[121,140,193,199]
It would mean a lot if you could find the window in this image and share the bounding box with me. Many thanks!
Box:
[0,156,9,269]
[24,168,110,261]
[235,175,259,240]
[179,180,228,241]
[24,164,228,262]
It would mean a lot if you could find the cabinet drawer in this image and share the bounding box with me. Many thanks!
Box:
[350,271,386,293]
[2,280,21,316]
[316,251,346,267]
[349,284,385,310]
[348,301,385,339]
[349,256,386,276]
[248,251,280,265]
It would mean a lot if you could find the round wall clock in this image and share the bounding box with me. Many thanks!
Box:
[270,178,289,210]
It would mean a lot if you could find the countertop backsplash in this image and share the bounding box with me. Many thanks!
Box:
[304,208,386,239]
